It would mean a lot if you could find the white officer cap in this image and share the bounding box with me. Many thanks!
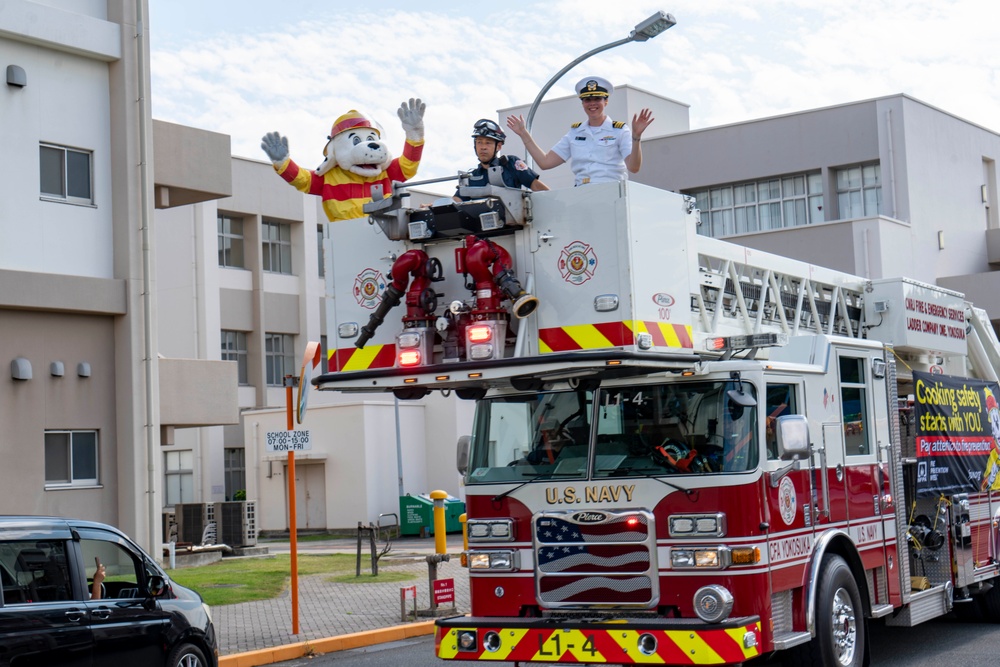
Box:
[575,76,613,99]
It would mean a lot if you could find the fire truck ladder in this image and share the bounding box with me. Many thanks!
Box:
[691,237,868,341]
[967,305,1000,382]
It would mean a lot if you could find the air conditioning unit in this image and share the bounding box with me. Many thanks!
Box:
[162,510,177,543]
[174,503,209,544]
[213,501,257,547]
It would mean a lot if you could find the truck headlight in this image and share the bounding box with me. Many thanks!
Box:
[467,519,513,542]
[668,513,726,537]
[671,547,728,569]
[468,550,518,571]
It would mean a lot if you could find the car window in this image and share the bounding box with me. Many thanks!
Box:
[0,540,74,604]
[80,538,143,599]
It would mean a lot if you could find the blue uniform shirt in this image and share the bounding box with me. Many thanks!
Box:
[456,154,540,200]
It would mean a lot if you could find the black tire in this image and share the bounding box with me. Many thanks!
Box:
[168,642,208,667]
[789,555,866,667]
[980,579,1000,622]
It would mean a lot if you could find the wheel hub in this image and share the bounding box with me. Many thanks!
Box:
[831,587,857,665]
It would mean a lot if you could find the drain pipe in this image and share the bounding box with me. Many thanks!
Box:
[135,0,159,554]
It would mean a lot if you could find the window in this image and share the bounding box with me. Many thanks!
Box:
[218,214,245,268]
[39,144,93,204]
[317,224,325,278]
[79,538,141,600]
[224,448,246,501]
[1,540,72,603]
[164,450,194,506]
[692,172,823,237]
[839,357,871,456]
[262,221,292,274]
[765,383,800,459]
[265,333,294,386]
[44,431,98,486]
[221,330,249,385]
[837,163,882,218]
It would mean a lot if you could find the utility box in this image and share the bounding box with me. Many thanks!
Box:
[399,494,466,535]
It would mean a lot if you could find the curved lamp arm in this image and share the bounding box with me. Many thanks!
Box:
[524,36,633,135]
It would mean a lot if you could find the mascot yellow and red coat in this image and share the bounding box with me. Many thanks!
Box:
[261,99,425,222]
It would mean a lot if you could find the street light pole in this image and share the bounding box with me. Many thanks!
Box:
[522,11,676,166]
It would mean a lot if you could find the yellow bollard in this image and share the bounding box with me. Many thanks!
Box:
[430,490,448,554]
[459,513,468,567]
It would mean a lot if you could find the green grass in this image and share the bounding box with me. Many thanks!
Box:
[166,554,413,607]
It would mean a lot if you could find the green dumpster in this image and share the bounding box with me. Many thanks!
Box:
[399,494,467,536]
[399,494,433,536]
[442,495,466,533]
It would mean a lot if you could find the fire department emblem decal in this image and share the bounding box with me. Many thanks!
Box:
[779,477,797,526]
[353,268,386,310]
[558,241,598,285]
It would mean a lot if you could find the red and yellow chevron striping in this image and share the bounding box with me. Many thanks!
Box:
[331,344,395,372]
[539,321,693,354]
[435,622,761,664]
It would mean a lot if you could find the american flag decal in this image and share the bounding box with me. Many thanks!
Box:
[534,510,658,608]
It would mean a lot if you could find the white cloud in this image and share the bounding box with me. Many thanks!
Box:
[150,1,1000,182]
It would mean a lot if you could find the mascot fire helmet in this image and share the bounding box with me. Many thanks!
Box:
[471,119,506,143]
[329,110,383,140]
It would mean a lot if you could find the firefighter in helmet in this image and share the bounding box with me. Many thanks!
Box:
[454,119,548,202]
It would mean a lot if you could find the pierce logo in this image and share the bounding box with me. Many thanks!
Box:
[353,268,386,310]
[652,293,675,307]
[558,241,598,285]
[573,511,607,523]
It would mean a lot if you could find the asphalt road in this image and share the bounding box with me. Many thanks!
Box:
[272,614,1000,666]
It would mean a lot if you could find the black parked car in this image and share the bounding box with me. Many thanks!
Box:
[0,516,217,666]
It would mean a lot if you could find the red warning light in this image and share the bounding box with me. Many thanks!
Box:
[398,349,421,367]
[467,325,493,343]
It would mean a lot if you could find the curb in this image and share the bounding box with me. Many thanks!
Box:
[218,621,437,667]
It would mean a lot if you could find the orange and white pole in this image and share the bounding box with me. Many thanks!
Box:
[285,375,299,635]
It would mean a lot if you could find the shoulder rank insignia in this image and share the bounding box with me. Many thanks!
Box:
[571,122,582,128]
[612,121,625,129]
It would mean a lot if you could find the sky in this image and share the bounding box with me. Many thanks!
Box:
[148,0,1000,183]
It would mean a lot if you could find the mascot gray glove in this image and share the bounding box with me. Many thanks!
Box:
[397,98,426,143]
[261,131,289,166]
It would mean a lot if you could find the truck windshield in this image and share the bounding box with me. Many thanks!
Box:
[465,380,758,484]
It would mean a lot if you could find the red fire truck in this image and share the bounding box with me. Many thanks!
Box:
[317,177,1000,666]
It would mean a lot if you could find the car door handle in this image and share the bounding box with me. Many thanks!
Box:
[91,608,112,619]
[64,609,85,622]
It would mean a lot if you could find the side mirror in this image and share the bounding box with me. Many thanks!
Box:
[146,575,169,598]
[776,415,810,460]
[456,435,471,476]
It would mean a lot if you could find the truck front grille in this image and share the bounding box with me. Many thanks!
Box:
[533,509,658,608]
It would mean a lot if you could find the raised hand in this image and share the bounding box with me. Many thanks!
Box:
[397,98,426,141]
[506,114,528,138]
[631,108,654,139]
[260,131,289,165]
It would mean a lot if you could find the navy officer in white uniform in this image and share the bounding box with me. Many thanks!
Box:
[506,76,654,186]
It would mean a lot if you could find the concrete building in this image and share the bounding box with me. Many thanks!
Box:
[0,0,236,554]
